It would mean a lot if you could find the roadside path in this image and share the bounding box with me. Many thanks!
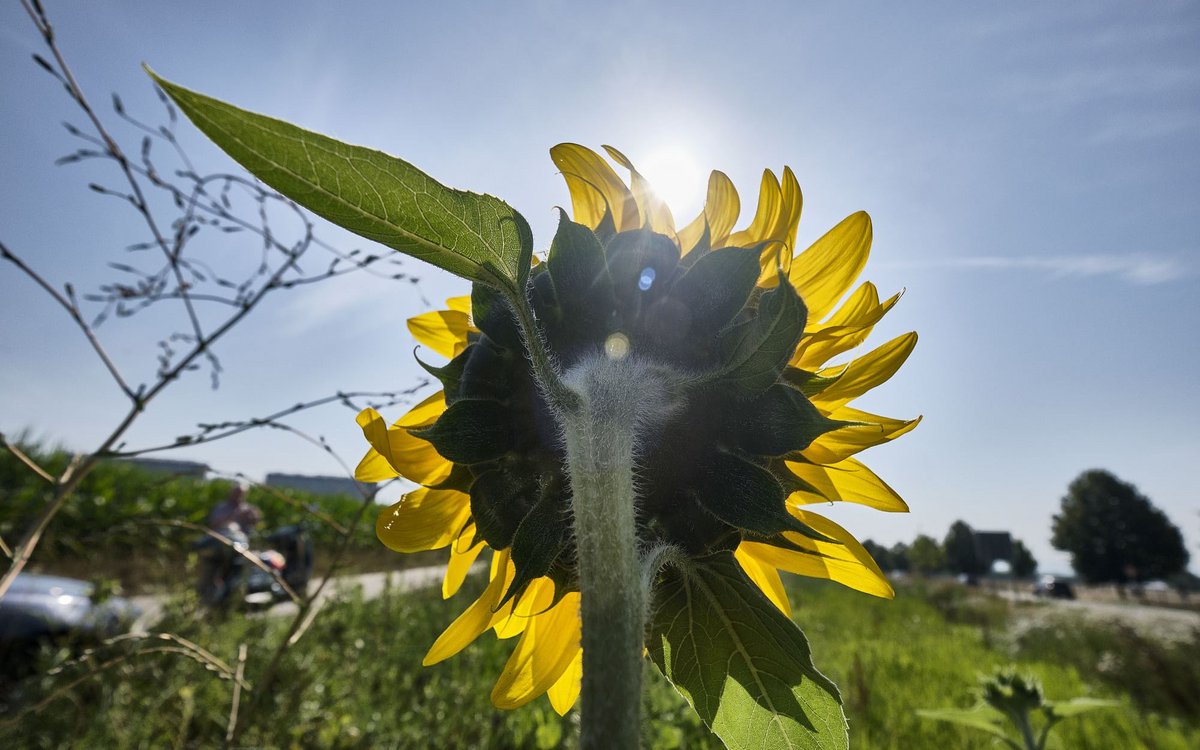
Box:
[996,589,1200,641]
[130,563,466,631]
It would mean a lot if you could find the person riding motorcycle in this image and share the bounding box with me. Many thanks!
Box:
[196,483,261,606]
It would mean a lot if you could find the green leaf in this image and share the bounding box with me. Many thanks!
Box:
[648,552,847,750]
[147,69,533,295]
[916,706,1020,747]
[715,274,807,397]
[412,398,513,465]
[1043,697,1120,719]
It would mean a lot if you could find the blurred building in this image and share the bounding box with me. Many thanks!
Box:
[972,531,1013,567]
[118,457,210,478]
[264,472,374,498]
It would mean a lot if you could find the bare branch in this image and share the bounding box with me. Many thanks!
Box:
[224,643,249,748]
[61,631,245,684]
[1,242,136,400]
[23,1,211,356]
[106,387,425,458]
[0,629,249,727]
[1,432,57,484]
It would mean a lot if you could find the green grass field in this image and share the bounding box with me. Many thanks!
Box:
[3,574,1197,749]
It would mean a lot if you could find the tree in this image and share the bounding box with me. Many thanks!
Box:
[1010,539,1038,578]
[909,534,945,575]
[862,539,894,571]
[943,519,987,575]
[889,542,911,572]
[1051,470,1189,584]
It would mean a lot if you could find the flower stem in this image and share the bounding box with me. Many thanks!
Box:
[507,288,580,413]
[561,355,670,749]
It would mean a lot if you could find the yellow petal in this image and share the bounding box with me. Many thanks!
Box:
[443,523,483,598]
[754,167,803,287]
[734,547,792,616]
[354,447,398,482]
[408,309,472,359]
[376,488,472,552]
[740,509,893,598]
[727,169,783,249]
[789,211,872,323]
[491,592,582,709]
[423,548,509,666]
[810,332,918,409]
[355,407,454,486]
[547,648,583,716]
[492,576,556,639]
[785,457,909,512]
[603,145,676,237]
[677,170,740,256]
[550,143,639,231]
[445,295,471,315]
[793,284,902,370]
[802,407,922,465]
[397,390,447,428]
[775,167,803,254]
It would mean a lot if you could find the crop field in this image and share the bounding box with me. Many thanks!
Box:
[2,571,1197,749]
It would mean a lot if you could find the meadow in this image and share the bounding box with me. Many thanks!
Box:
[3,570,1197,749]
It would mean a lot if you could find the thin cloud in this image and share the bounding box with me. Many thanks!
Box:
[884,254,1189,285]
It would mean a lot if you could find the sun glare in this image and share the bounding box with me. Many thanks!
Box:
[637,146,704,221]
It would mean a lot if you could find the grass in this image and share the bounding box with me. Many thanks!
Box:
[2,573,1198,749]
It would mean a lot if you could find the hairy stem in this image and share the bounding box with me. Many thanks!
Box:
[561,355,673,750]
[506,287,579,413]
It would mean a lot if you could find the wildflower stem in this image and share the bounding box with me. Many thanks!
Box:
[562,355,669,749]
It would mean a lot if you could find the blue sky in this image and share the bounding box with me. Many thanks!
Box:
[2,1,1197,575]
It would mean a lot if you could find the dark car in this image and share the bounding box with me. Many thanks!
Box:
[1032,575,1076,600]
[0,573,141,678]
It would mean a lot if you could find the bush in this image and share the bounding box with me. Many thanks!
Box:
[1,441,378,584]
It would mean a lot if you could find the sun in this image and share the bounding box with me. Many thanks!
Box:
[636,146,704,219]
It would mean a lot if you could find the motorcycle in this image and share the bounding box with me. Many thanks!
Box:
[194,523,313,609]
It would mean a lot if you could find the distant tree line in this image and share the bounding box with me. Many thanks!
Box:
[863,520,1038,578]
[863,469,1191,585]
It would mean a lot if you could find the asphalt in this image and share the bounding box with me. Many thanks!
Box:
[129,563,467,631]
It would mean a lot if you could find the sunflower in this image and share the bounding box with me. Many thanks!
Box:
[354,143,918,714]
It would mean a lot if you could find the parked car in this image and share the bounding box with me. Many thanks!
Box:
[1032,575,1076,600]
[0,573,140,680]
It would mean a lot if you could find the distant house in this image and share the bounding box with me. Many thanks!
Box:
[118,457,211,478]
[972,531,1013,567]
[265,472,374,498]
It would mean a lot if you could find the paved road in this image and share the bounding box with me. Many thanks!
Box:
[130,563,466,631]
[997,589,1200,641]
